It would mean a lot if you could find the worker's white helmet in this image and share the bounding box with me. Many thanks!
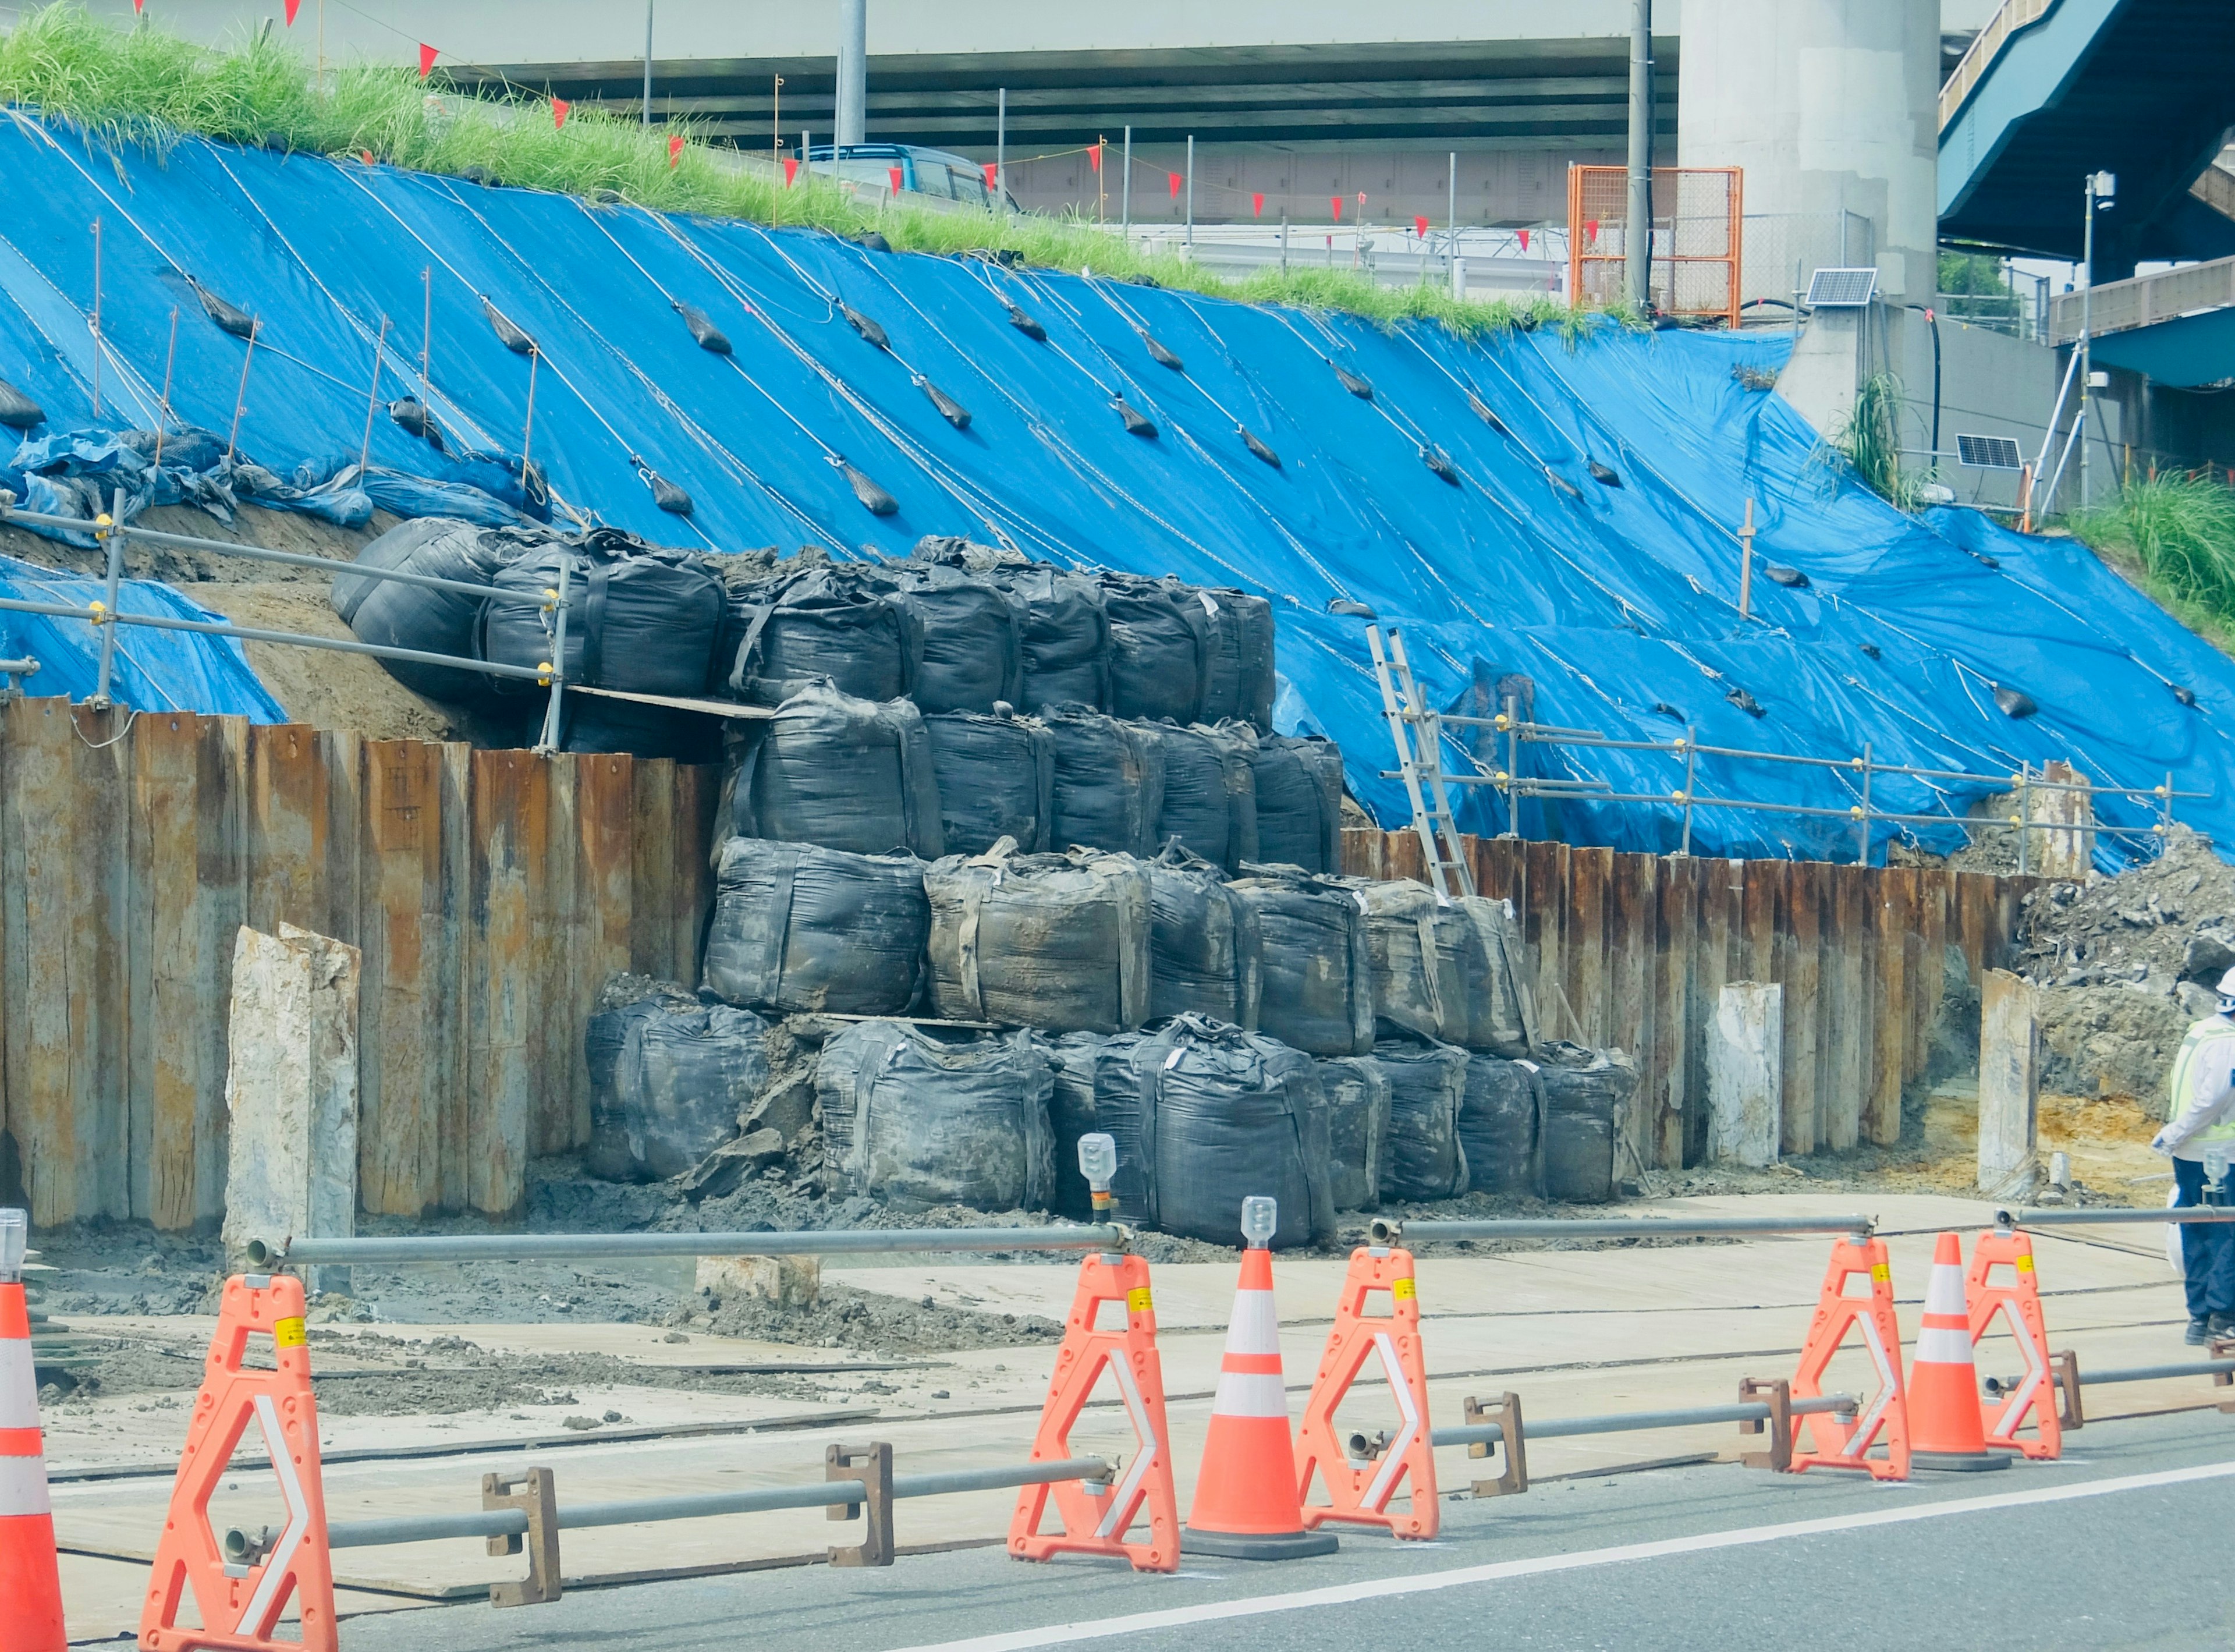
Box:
[2218,965,2235,1007]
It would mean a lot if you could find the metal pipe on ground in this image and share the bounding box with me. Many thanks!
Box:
[1430,1394,1856,1450]
[1370,1214,1873,1245]
[247,1225,1127,1267]
[1983,1360,2235,1393]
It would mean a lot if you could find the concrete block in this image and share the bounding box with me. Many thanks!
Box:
[220,923,361,1288]
[698,1253,820,1311]
[2029,761,2095,878]
[1707,981,1783,1167]
[1979,968,2041,1198]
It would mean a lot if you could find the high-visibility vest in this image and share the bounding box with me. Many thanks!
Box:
[2167,1019,2235,1145]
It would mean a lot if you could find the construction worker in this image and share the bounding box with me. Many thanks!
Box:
[2151,965,2235,1344]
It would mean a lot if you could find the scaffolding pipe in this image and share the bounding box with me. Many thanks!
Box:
[247,1225,1127,1267]
[835,0,867,148]
[2002,1206,2235,1228]
[1433,1394,1857,1450]
[1371,1214,1871,1244]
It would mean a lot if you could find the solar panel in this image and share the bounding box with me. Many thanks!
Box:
[1806,267,1879,307]
[1956,433,2025,470]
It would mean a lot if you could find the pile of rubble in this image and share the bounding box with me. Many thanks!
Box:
[2012,825,2235,1102]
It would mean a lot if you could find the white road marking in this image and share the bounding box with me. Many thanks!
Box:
[893,1459,2235,1652]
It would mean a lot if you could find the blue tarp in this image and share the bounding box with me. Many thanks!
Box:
[0,109,2229,864]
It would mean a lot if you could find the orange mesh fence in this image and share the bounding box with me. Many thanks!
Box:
[1567,165,1742,327]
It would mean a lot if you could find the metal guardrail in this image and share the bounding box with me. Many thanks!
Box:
[247,1225,1129,1267]
[1371,1214,1874,1244]
[2000,1206,2235,1228]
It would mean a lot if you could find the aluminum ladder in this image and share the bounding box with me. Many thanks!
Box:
[1362,620,1476,899]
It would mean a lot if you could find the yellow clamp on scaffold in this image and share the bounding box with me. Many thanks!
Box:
[537,660,556,687]
[86,599,111,626]
[91,511,114,541]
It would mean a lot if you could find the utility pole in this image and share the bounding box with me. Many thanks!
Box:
[836,0,867,148]
[996,87,1006,214]
[1625,0,1653,310]
[641,1,653,127]
[1185,134,1195,251]
[2079,169,2113,506]
[1121,125,1132,235]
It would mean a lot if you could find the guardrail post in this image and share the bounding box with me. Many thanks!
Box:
[826,1442,894,1566]
[484,1467,562,1607]
[1736,1377,1793,1471]
[2052,1350,2084,1431]
[2017,765,2032,875]
[1463,1393,1527,1497]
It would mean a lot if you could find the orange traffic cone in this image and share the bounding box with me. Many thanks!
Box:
[1183,1222,1337,1561]
[1,1210,69,1652]
[1908,1232,2009,1473]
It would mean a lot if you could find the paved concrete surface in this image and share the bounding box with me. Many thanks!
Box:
[333,1409,2235,1652]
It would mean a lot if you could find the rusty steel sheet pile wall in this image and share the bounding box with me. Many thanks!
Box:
[0,697,716,1229]
[1342,830,2031,1171]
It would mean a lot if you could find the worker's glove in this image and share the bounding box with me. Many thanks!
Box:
[2150,1130,2175,1157]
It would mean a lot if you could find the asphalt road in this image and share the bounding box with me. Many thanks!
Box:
[340,1409,2235,1652]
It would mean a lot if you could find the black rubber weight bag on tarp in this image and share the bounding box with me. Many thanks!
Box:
[700,836,928,1016]
[1318,1055,1392,1212]
[1093,1016,1333,1249]
[1226,868,1373,1055]
[583,986,769,1182]
[889,562,1025,714]
[986,562,1109,711]
[1198,588,1277,731]
[1155,721,1258,872]
[1146,844,1261,1026]
[921,709,1053,856]
[723,684,944,859]
[1250,735,1346,875]
[817,1020,1055,1212]
[1459,1053,1545,1197]
[1099,572,1208,723]
[1535,1042,1637,1204]
[1374,1039,1470,1201]
[724,563,919,705]
[1041,706,1165,856]
[924,842,1150,1033]
[332,516,513,703]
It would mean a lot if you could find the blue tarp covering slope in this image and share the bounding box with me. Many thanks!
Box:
[0,109,2229,864]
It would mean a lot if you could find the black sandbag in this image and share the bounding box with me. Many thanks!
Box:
[482,541,724,699]
[924,842,1150,1033]
[1374,1039,1470,1201]
[562,692,721,763]
[700,836,928,1016]
[1459,1053,1545,1197]
[1227,868,1373,1056]
[386,396,446,451]
[1098,1015,1333,1248]
[889,561,1025,713]
[723,563,918,704]
[0,377,46,430]
[673,300,733,354]
[723,683,943,859]
[987,562,1110,711]
[1198,588,1277,730]
[1459,898,1536,1057]
[1047,1031,1139,1221]
[584,983,769,1182]
[922,708,1053,855]
[1350,881,1517,1048]
[1535,1043,1637,1204]
[1154,721,1258,873]
[1099,572,1207,723]
[1042,705,1165,856]
[1250,734,1346,874]
[331,516,513,703]
[1318,1054,1392,1212]
[817,1020,1055,1212]
[1146,843,1261,1027]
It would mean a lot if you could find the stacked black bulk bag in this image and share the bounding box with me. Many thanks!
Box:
[1092,1015,1334,1248]
[1250,734,1346,874]
[817,1020,1055,1211]
[1535,1043,1637,1204]
[1155,721,1258,872]
[1226,867,1373,1055]
[723,683,944,859]
[1144,844,1261,1026]
[1374,1040,1471,1201]
[700,837,928,1016]
[1459,1053,1545,1197]
[1461,898,1536,1057]
[481,538,728,760]
[988,562,1109,711]
[923,841,1150,1033]
[331,516,512,703]
[1318,1054,1392,1212]
[1041,705,1165,856]
[921,707,1053,855]
[1046,1031,1138,1221]
[1351,879,1480,1045]
[888,561,1026,713]
[583,983,769,1182]
[723,562,918,704]
[1198,587,1277,730]
[1099,572,1207,723]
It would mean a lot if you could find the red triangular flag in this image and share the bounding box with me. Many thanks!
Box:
[1252,192,1264,217]
[1331,196,1343,221]
[283,0,300,22]
[1357,190,1367,208]
[783,157,799,186]
[418,43,438,79]
[983,162,997,187]
[1168,172,1181,198]
[1414,215,1429,237]
[360,149,374,164]
[1586,218,1599,242]
[669,133,684,166]
[551,98,570,130]
[1519,228,1530,250]
[889,165,903,192]
[1088,142,1102,173]
[132,0,143,11]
